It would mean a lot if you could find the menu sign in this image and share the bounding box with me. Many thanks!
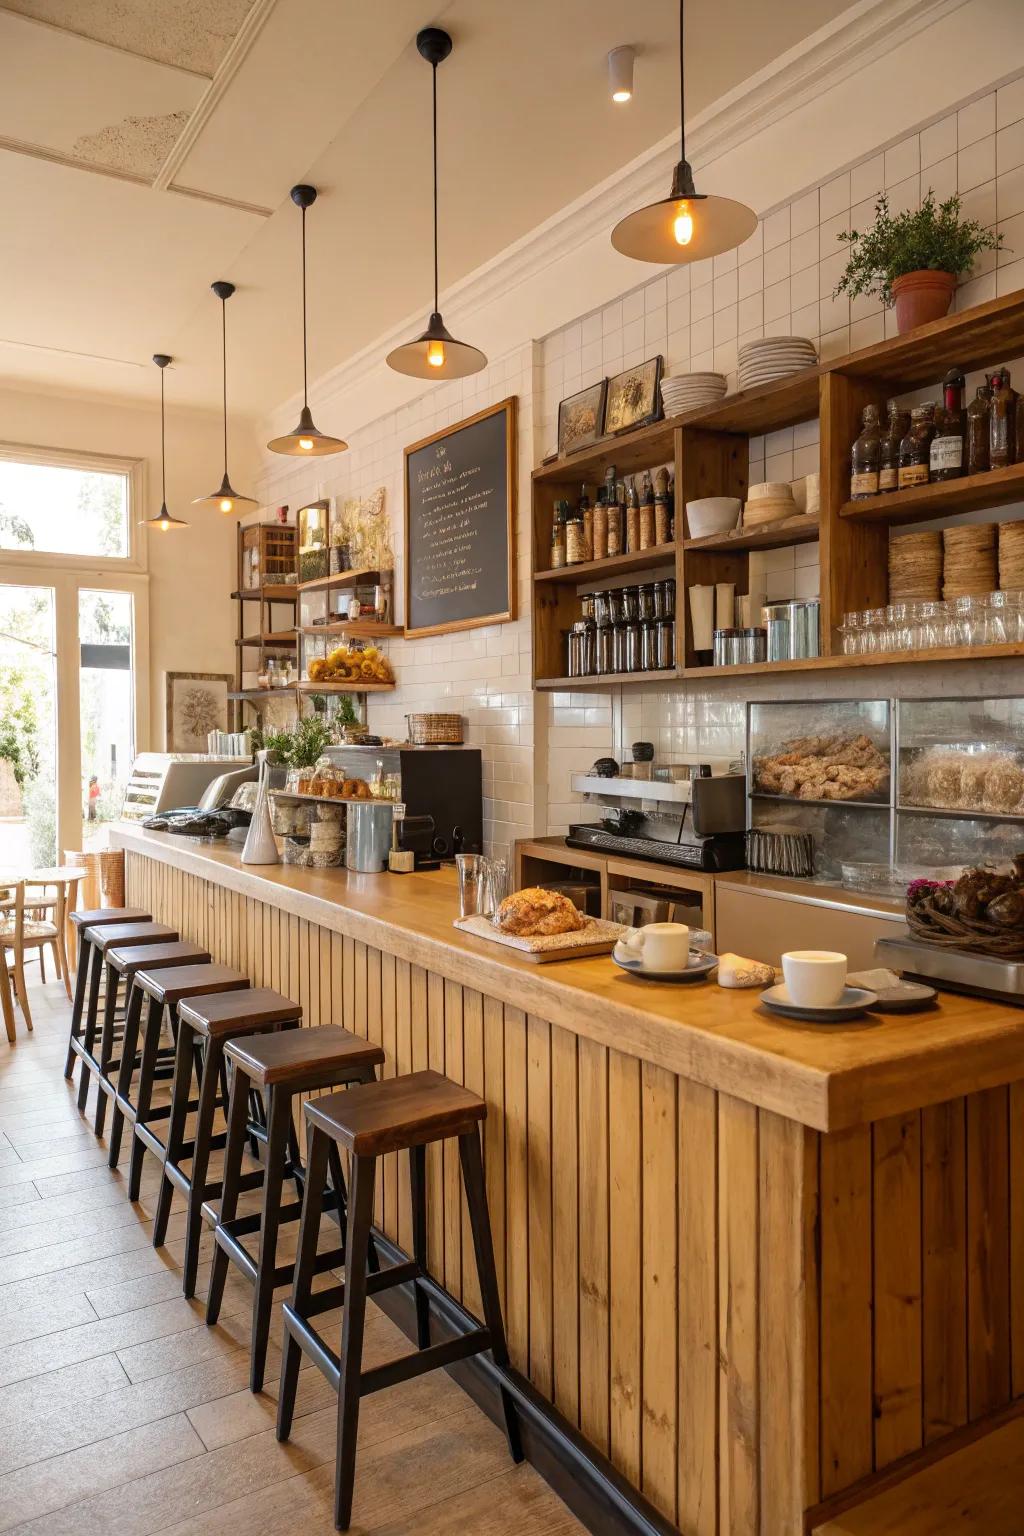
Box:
[403,397,517,638]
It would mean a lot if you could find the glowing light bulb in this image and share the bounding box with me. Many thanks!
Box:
[426,339,446,369]
[673,204,694,247]
[159,519,169,532]
[219,497,233,513]
[612,88,631,103]
[298,436,315,451]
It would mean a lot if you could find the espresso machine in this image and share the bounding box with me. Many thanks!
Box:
[325,745,482,864]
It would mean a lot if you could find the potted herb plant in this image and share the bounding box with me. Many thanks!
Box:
[834,190,1002,334]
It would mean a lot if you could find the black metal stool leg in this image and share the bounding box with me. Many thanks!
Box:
[64,935,91,1078]
[152,1016,196,1245]
[128,995,164,1199]
[459,1129,523,1463]
[249,1085,290,1392]
[93,963,120,1135]
[181,1037,224,1298]
[334,1152,375,1532]
[277,1127,330,1442]
[206,1063,251,1326]
[107,979,143,1168]
[76,946,104,1113]
[408,1143,431,1349]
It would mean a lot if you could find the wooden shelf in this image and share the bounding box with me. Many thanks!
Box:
[235,632,297,648]
[533,545,676,585]
[533,419,677,484]
[535,670,675,691]
[295,680,395,694]
[837,289,1024,390]
[682,641,1024,681]
[297,567,381,594]
[683,514,819,552]
[678,369,822,435]
[840,461,1024,524]
[295,623,403,639]
[227,687,296,702]
[231,585,297,601]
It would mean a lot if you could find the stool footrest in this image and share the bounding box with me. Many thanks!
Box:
[281,1302,491,1399]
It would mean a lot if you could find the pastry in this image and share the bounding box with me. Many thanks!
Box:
[494,888,587,938]
[717,952,774,988]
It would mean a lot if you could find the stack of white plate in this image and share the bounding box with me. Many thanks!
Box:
[660,372,727,416]
[737,337,817,390]
[743,481,797,528]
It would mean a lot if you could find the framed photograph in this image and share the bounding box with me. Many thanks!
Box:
[165,672,232,753]
[557,379,607,458]
[605,355,664,435]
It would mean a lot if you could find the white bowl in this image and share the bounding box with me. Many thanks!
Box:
[686,496,742,538]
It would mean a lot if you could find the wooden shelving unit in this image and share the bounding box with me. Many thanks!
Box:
[295,680,395,695]
[231,523,299,725]
[530,289,1024,688]
[295,622,403,640]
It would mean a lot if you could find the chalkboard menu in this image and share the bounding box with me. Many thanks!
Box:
[403,396,517,638]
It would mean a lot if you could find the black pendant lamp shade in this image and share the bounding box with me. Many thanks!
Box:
[267,185,348,456]
[195,281,257,511]
[141,355,188,532]
[611,0,757,264]
[386,28,486,380]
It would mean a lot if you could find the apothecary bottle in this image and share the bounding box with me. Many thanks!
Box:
[898,403,936,490]
[550,500,568,569]
[592,487,609,561]
[990,370,1016,469]
[878,401,910,493]
[930,367,965,481]
[578,484,594,562]
[850,404,882,498]
[565,507,587,565]
[624,479,640,554]
[966,383,991,475]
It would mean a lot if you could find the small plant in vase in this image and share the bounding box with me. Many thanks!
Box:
[834,190,1002,334]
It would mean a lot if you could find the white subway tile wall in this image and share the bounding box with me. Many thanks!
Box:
[255,78,1024,851]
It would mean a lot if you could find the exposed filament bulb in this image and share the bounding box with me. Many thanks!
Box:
[673,204,694,246]
[426,339,446,368]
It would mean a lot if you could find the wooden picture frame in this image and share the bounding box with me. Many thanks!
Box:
[165,671,232,753]
[403,396,517,639]
[558,378,607,457]
[605,355,664,435]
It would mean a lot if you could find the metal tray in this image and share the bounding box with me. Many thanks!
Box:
[876,932,1024,1004]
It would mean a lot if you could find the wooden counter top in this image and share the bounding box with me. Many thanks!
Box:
[113,825,1024,1132]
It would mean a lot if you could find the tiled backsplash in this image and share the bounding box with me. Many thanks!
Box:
[255,74,1024,855]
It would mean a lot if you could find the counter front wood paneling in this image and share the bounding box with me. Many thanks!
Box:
[122,834,1024,1535]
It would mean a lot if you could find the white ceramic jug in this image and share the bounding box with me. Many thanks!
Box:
[241,752,280,866]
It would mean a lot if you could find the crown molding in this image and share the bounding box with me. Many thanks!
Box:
[260,0,976,446]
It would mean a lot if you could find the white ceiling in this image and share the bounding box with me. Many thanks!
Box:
[0,0,852,419]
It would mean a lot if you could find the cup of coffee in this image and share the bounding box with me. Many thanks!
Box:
[626,922,691,972]
[781,950,847,1008]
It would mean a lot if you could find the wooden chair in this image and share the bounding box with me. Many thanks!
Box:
[0,880,67,1033]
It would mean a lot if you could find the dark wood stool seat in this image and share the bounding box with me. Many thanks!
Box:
[204,1025,385,1392]
[153,987,301,1298]
[63,909,152,1082]
[73,922,181,1132]
[277,1068,521,1530]
[106,958,239,1179]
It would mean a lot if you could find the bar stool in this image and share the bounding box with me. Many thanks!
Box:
[73,922,179,1122]
[95,941,212,1144]
[277,1069,522,1531]
[153,988,302,1298]
[105,956,241,1177]
[64,907,151,1080]
[205,1025,386,1391]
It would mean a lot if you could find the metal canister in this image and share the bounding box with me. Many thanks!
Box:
[655,617,675,669]
[788,599,821,658]
[345,801,394,873]
[713,628,739,666]
[762,603,792,663]
[737,627,768,664]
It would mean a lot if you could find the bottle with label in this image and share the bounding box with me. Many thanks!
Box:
[850,403,882,498]
[550,500,568,569]
[898,403,936,490]
[578,484,593,562]
[639,471,656,549]
[966,383,991,475]
[565,507,587,565]
[592,486,609,561]
[990,371,1014,469]
[878,400,911,493]
[653,466,673,543]
[624,478,640,553]
[604,467,622,556]
[930,367,965,481]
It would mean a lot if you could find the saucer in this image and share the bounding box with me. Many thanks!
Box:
[759,982,877,1022]
[612,946,718,983]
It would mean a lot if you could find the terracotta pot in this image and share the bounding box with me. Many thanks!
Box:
[891,269,956,334]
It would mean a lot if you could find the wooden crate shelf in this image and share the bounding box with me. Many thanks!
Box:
[533,545,676,585]
[839,460,1024,524]
[682,514,819,552]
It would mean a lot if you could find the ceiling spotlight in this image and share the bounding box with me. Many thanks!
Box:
[608,46,634,103]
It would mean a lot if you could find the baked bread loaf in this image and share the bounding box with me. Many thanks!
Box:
[494,887,587,938]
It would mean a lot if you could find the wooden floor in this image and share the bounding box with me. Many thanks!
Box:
[0,974,582,1536]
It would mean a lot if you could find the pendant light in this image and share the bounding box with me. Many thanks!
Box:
[141,355,188,533]
[611,0,757,264]
[386,28,486,380]
[267,185,347,456]
[194,281,257,511]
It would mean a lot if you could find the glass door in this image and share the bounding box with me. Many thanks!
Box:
[79,590,135,851]
[0,584,58,867]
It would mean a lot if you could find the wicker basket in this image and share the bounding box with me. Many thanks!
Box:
[905,889,1024,958]
[406,713,464,745]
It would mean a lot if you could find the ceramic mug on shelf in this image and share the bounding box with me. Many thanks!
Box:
[781,950,847,1008]
[624,922,691,972]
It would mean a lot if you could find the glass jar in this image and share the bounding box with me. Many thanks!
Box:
[637,583,656,620]
[623,620,642,672]
[565,510,588,565]
[639,619,658,670]
[655,618,675,669]
[967,384,991,475]
[898,403,936,489]
[607,587,625,624]
[596,621,616,674]
[851,403,883,498]
[592,590,611,628]
[620,585,640,621]
[879,401,911,492]
[567,619,596,677]
[639,498,656,550]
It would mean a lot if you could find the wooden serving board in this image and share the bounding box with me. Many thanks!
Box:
[453,913,625,962]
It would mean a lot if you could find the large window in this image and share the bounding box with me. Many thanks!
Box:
[0,456,130,559]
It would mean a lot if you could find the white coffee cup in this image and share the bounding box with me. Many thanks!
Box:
[625,922,691,972]
[781,950,847,1008]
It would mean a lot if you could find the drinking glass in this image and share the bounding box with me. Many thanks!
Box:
[456,854,492,918]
